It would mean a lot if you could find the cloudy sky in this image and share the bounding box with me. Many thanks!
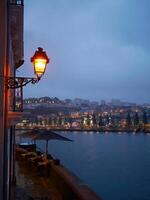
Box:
[21,0,150,103]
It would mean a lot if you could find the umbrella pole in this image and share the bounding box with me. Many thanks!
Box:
[33,140,36,151]
[46,140,48,158]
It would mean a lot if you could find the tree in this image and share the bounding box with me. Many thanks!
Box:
[98,115,104,127]
[110,114,114,127]
[58,116,62,126]
[48,117,52,126]
[63,117,68,126]
[86,115,91,126]
[92,114,97,127]
[81,116,85,127]
[134,112,139,126]
[143,111,148,125]
[53,117,57,126]
[105,114,109,125]
[126,113,132,127]
[68,117,73,127]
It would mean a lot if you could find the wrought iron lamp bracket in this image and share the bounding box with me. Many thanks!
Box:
[7,77,40,89]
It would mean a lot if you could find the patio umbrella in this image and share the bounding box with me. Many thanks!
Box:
[20,129,40,138]
[20,129,73,156]
[19,129,40,144]
[31,130,73,156]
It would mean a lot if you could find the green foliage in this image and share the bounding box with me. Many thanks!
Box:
[98,115,104,127]
[143,111,148,124]
[92,114,97,126]
[126,113,132,127]
[134,112,139,126]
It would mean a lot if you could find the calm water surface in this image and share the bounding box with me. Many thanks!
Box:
[21,132,150,200]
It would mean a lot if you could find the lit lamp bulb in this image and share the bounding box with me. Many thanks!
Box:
[34,58,47,77]
[31,47,49,79]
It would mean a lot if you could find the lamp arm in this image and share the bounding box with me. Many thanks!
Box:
[6,77,40,89]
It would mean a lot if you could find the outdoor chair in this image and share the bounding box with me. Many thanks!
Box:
[47,154,53,160]
[53,158,60,165]
[36,151,42,156]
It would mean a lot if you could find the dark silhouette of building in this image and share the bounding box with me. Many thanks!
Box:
[0,0,24,199]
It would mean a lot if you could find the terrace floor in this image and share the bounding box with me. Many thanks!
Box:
[12,161,62,200]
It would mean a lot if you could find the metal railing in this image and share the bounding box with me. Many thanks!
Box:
[14,87,23,112]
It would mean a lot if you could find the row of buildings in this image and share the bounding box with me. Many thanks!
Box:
[24,97,140,108]
[16,97,150,130]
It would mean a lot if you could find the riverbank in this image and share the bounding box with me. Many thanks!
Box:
[16,126,150,133]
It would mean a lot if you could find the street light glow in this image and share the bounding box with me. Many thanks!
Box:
[34,58,47,77]
[31,47,49,79]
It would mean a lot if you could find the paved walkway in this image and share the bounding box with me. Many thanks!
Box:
[13,161,62,200]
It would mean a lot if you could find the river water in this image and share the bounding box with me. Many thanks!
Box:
[19,131,150,200]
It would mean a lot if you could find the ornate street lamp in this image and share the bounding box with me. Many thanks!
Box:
[7,47,49,89]
[31,47,49,79]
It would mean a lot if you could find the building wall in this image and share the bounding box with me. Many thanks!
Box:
[0,0,7,199]
[0,0,24,199]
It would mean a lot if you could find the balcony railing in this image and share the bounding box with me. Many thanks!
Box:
[14,87,23,112]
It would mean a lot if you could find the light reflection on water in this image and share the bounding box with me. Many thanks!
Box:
[17,131,150,200]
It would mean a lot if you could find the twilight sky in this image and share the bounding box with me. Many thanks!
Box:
[21,0,150,103]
